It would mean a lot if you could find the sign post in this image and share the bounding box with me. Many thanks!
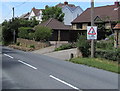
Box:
[91,0,95,58]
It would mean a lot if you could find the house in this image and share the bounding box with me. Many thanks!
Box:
[56,1,83,25]
[35,18,83,43]
[35,18,72,43]
[71,1,120,39]
[20,7,43,22]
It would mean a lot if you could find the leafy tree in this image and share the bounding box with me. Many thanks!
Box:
[2,25,14,45]
[19,18,39,27]
[42,6,64,22]
[2,17,39,44]
[34,26,52,41]
[2,18,20,44]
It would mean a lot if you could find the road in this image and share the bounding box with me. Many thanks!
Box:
[1,46,119,90]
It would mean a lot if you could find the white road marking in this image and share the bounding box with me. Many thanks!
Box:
[4,54,14,59]
[18,60,37,70]
[49,75,79,90]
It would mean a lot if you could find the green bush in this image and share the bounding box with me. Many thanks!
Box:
[95,48,120,61]
[96,41,114,50]
[55,43,75,51]
[76,35,90,57]
[34,26,52,41]
[28,33,35,40]
[18,27,32,39]
[29,45,35,49]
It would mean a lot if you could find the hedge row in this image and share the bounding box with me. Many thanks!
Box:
[54,43,76,51]
[95,49,120,61]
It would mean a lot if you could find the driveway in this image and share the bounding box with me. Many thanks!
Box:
[32,46,77,60]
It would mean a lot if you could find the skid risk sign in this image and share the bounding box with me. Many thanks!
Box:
[87,26,97,40]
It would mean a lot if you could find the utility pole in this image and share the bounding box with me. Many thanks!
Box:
[12,7,14,19]
[12,7,15,43]
[91,0,95,57]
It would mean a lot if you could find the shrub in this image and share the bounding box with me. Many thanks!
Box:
[29,45,35,49]
[34,26,52,41]
[95,48,120,61]
[28,33,35,40]
[55,43,75,51]
[96,41,114,50]
[76,35,90,57]
[18,27,32,39]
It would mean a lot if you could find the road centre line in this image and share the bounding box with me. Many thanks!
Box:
[4,54,14,59]
[18,60,37,70]
[49,75,79,90]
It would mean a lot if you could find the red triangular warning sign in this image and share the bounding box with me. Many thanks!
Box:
[88,27,96,35]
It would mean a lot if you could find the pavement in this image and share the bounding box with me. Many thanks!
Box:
[2,46,119,90]
[33,45,55,54]
[32,46,77,60]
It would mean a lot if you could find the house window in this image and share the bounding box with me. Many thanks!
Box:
[76,24,82,29]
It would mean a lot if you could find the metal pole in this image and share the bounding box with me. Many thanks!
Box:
[91,0,95,58]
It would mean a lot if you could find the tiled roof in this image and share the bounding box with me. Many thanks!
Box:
[72,2,120,23]
[36,18,72,30]
[20,12,30,18]
[32,7,43,16]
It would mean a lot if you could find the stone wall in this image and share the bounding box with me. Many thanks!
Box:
[17,38,50,49]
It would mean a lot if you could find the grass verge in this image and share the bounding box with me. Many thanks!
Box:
[67,58,119,74]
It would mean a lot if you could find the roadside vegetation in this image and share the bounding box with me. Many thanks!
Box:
[68,58,119,73]
[54,43,76,51]
[2,17,39,45]
[67,34,120,73]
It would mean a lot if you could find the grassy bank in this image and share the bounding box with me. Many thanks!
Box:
[68,58,119,74]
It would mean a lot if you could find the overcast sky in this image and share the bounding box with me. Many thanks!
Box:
[1,0,117,23]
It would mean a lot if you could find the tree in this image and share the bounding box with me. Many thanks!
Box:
[42,6,64,22]
[34,26,52,41]
[2,17,39,44]
[2,18,20,44]
[19,18,39,27]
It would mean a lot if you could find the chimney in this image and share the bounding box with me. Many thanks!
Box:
[64,1,68,5]
[115,1,120,7]
[32,7,35,10]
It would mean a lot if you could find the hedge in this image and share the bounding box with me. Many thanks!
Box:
[95,49,120,61]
